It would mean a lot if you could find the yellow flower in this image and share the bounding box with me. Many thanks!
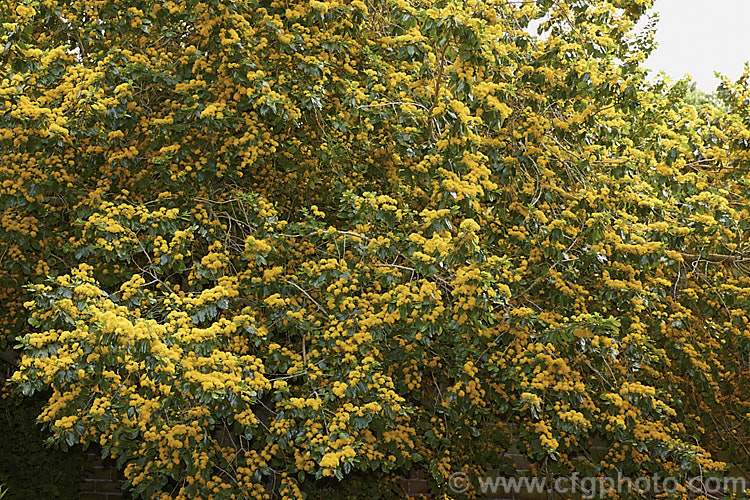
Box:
[319,452,340,468]
[460,218,480,233]
[16,4,36,19]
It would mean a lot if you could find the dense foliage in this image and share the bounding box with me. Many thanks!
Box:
[3,0,750,498]
[0,390,86,499]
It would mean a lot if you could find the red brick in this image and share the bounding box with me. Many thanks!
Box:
[80,493,108,500]
[89,458,109,468]
[407,479,431,495]
[512,489,549,500]
[94,480,124,493]
[79,483,98,494]
[408,468,426,479]
[506,453,531,470]
[89,467,118,481]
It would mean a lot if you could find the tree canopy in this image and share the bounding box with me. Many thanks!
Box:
[3,0,750,498]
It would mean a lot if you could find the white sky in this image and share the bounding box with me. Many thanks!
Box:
[641,0,750,91]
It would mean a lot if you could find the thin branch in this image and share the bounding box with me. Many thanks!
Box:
[284,279,328,316]
[678,251,750,265]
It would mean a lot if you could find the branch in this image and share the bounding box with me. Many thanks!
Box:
[0,348,18,366]
[284,279,328,316]
[678,251,750,265]
[280,230,371,241]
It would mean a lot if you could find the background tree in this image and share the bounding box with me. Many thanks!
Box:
[3,0,750,498]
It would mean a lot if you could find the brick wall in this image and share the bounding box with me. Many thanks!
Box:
[79,456,553,500]
[400,452,558,500]
[78,451,563,500]
[400,430,604,500]
[78,446,575,500]
[403,468,431,497]
[79,449,126,500]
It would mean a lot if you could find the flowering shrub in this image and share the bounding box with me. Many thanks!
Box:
[3,0,750,498]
